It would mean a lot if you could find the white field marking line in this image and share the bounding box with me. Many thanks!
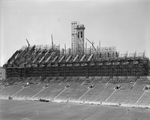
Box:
[53,88,67,99]
[78,88,90,100]
[32,87,45,98]
[105,89,117,102]
[135,91,146,104]
[11,87,25,97]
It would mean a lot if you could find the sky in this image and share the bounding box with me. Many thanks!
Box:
[0,0,150,66]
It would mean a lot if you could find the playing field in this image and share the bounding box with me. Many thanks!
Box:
[0,100,150,120]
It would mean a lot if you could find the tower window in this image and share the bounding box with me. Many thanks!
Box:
[78,32,79,38]
[81,32,82,38]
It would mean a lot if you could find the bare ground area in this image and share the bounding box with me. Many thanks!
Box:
[0,99,150,120]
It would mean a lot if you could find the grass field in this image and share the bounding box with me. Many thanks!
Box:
[0,99,150,120]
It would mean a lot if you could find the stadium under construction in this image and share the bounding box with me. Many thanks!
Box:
[0,21,150,110]
[3,21,150,78]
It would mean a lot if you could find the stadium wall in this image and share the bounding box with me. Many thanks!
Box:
[0,67,6,80]
[5,61,149,78]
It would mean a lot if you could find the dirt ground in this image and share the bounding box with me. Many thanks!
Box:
[0,99,150,120]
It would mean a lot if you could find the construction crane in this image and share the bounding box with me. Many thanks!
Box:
[86,38,96,52]
[26,39,30,47]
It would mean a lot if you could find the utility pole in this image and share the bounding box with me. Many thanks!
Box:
[51,34,53,49]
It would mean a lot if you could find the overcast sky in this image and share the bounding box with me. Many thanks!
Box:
[1,0,150,66]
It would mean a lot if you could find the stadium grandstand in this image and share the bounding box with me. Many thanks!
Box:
[1,21,150,110]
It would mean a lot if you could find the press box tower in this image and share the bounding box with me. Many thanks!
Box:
[71,21,85,55]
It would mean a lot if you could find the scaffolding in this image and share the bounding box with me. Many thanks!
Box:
[71,21,78,55]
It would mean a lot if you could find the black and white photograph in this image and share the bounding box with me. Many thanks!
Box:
[0,0,150,120]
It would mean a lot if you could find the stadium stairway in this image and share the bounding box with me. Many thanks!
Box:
[12,83,46,100]
[56,81,89,101]
[80,82,116,102]
[136,91,150,105]
[35,80,67,100]
[0,84,23,98]
[105,83,145,104]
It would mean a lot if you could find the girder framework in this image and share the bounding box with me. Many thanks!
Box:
[4,45,150,78]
